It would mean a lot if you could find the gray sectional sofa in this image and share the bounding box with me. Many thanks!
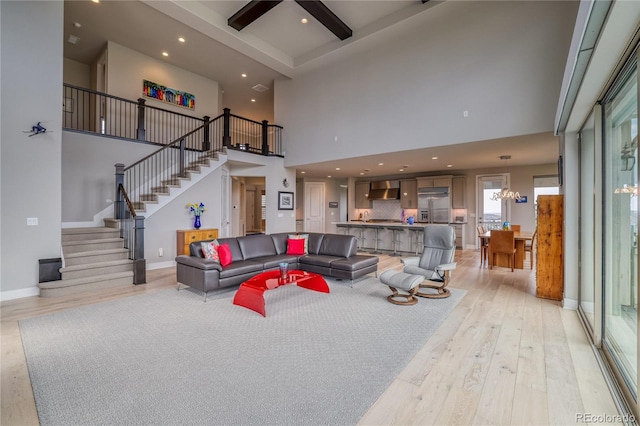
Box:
[175,232,379,300]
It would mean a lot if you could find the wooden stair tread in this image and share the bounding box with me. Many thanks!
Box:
[60,259,133,273]
[38,271,134,289]
[64,248,128,259]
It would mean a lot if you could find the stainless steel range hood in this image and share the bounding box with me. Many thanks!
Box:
[368,180,400,200]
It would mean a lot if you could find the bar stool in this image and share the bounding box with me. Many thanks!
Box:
[370,225,383,254]
[351,224,366,252]
[408,226,424,255]
[389,226,406,256]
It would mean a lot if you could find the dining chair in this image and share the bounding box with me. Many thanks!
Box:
[510,224,521,232]
[524,228,537,269]
[477,226,489,266]
[489,230,516,271]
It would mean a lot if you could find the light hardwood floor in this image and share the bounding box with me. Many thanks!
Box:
[1,249,621,425]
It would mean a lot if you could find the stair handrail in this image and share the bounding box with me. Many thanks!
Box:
[125,114,222,172]
[114,182,146,284]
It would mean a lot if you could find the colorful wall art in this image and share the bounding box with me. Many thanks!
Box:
[143,80,195,110]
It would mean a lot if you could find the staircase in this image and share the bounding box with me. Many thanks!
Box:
[40,150,226,297]
[129,150,224,217]
[38,219,133,298]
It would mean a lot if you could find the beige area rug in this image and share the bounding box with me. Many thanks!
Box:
[20,276,466,425]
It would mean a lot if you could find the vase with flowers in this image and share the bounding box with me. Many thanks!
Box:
[187,203,206,229]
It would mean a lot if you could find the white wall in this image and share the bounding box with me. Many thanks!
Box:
[105,41,220,119]
[63,58,91,88]
[145,167,223,267]
[275,0,577,168]
[62,131,159,222]
[225,151,296,234]
[1,1,63,298]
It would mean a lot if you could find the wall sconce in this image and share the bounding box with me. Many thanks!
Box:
[282,178,289,188]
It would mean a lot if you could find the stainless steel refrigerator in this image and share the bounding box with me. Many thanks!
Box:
[417,187,450,223]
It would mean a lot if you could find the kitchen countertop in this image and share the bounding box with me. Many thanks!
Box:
[334,221,467,227]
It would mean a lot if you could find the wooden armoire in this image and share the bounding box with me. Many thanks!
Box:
[536,195,564,300]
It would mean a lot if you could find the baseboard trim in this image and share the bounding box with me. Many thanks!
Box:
[146,261,176,270]
[1,286,39,301]
[563,297,578,310]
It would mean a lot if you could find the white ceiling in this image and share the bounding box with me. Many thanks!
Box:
[63,0,561,179]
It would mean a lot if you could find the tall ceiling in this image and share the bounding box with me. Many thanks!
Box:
[63,0,564,178]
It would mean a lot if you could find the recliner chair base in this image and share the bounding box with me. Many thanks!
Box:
[386,286,419,305]
[416,283,451,299]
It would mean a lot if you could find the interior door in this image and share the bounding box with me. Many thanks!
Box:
[245,189,255,233]
[305,182,325,233]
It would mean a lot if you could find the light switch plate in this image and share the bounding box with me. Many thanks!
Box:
[27,217,38,226]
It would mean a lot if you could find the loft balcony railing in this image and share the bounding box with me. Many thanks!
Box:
[62,84,284,156]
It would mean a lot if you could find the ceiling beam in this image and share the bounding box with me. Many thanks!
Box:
[294,0,352,41]
[228,0,283,31]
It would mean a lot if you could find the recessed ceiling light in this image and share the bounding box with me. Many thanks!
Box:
[360,172,364,175]
[335,167,340,170]
[399,169,404,172]
[301,171,306,174]
[73,22,82,28]
[431,156,438,160]
[378,162,384,166]
[92,0,100,3]
[251,99,256,102]
[447,164,453,168]
[162,52,169,57]
[178,37,186,43]
[301,18,308,24]
[327,175,332,178]
[241,73,247,78]
[68,35,80,45]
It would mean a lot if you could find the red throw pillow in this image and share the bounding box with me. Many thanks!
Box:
[218,243,233,267]
[287,238,305,255]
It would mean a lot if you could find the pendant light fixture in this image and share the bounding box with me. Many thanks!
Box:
[489,155,522,201]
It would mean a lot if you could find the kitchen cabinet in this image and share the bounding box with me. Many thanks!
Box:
[451,176,466,209]
[417,176,452,189]
[355,181,372,209]
[536,195,563,301]
[400,179,417,209]
[177,228,219,256]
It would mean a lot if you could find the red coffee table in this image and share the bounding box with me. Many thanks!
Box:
[233,269,330,317]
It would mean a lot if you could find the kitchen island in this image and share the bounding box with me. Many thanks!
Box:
[334,221,466,254]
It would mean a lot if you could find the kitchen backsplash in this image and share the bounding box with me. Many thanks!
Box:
[357,200,418,221]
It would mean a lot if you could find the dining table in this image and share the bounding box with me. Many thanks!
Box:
[479,230,534,269]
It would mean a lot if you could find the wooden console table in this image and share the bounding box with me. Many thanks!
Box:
[177,228,219,255]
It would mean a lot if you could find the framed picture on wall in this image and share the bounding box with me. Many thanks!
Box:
[278,191,294,210]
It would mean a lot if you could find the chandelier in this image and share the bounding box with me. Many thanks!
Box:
[489,155,522,201]
[614,184,638,196]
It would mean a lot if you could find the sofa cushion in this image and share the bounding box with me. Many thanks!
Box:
[287,238,306,255]
[288,234,309,254]
[237,234,277,260]
[319,234,357,258]
[270,233,290,255]
[219,260,263,278]
[299,254,343,268]
[330,255,378,271]
[306,233,325,255]
[255,255,299,269]
[218,243,233,267]
[201,241,220,261]
[216,238,244,261]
